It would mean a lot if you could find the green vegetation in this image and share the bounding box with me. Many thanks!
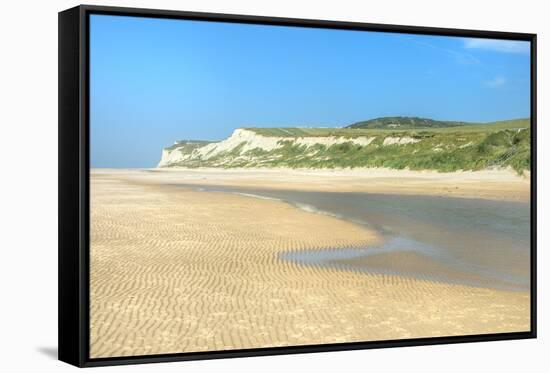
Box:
[162,118,531,174]
[246,118,530,137]
[165,140,214,152]
[245,127,361,138]
[245,129,529,173]
[347,116,471,129]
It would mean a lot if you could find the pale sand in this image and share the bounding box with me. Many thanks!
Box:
[90,170,530,358]
[97,167,530,202]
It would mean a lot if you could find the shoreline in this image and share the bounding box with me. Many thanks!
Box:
[190,182,530,292]
[92,167,531,202]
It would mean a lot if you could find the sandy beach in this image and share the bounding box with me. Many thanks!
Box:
[90,168,530,358]
[103,167,530,202]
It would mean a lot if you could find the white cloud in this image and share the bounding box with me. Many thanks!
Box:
[463,38,530,54]
[412,39,479,65]
[485,76,507,88]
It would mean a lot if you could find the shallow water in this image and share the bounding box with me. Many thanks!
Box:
[181,184,531,291]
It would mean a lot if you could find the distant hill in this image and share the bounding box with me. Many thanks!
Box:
[346,116,472,129]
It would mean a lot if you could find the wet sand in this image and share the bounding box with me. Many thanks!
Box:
[90,169,530,358]
[130,167,530,202]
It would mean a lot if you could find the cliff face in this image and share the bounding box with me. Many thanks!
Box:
[158,128,381,168]
[157,120,530,173]
[157,140,216,167]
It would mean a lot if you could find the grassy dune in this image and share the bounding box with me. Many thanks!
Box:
[164,118,531,174]
[245,118,529,137]
[252,120,530,173]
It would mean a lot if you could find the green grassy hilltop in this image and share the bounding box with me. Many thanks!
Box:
[160,118,531,174]
[347,116,471,129]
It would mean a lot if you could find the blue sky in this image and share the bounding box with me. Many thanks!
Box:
[90,15,531,168]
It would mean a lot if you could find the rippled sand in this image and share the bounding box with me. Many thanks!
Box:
[90,170,530,358]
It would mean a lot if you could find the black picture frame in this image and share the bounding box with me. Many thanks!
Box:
[58,4,537,368]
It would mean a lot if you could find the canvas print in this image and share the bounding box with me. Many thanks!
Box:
[89,15,531,358]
